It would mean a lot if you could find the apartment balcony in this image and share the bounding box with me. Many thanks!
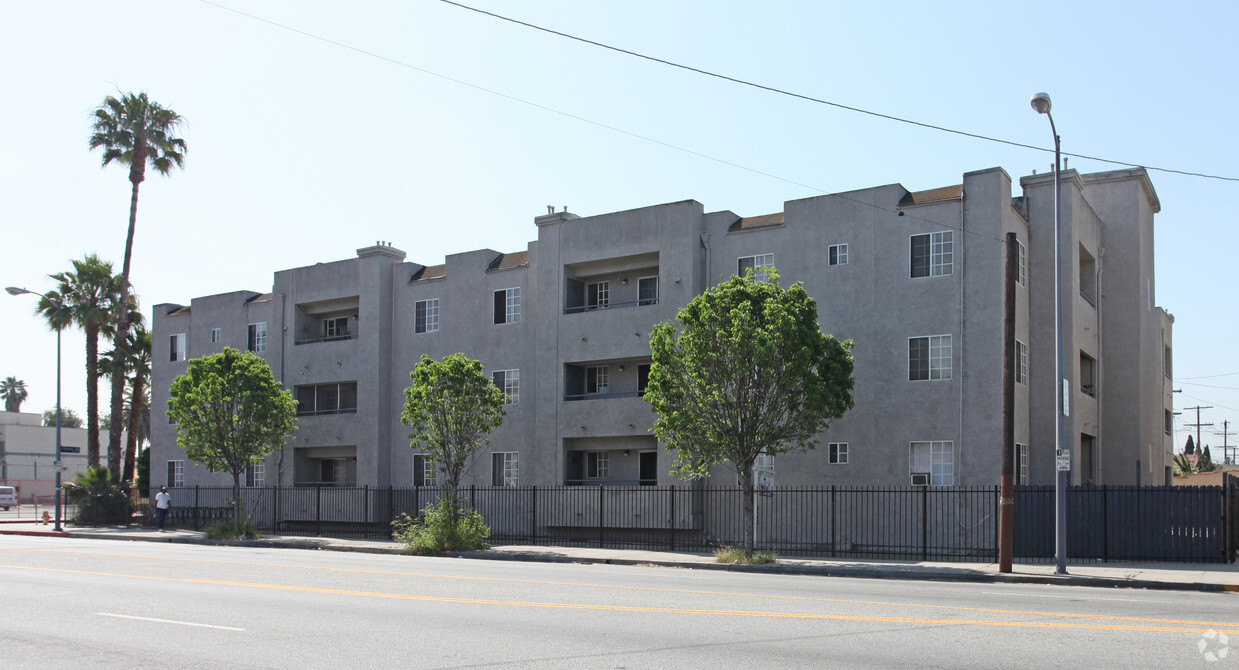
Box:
[563,361,650,401]
[562,253,659,315]
[294,297,360,346]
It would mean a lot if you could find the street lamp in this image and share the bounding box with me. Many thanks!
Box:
[6,285,65,532]
[1030,92,1069,575]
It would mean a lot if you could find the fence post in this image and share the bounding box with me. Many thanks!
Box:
[272,485,279,534]
[831,485,837,558]
[670,485,676,552]
[994,485,1000,563]
[1102,486,1109,562]
[598,484,605,549]
[921,485,928,562]
[364,485,370,539]
[471,484,476,511]
[194,486,200,531]
[388,485,394,530]
[531,485,538,546]
[315,485,322,537]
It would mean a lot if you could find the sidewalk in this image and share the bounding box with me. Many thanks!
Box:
[2,520,1236,593]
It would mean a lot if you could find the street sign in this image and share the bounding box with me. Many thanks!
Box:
[60,446,80,454]
[1056,448,1071,471]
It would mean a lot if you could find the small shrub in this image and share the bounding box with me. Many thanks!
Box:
[204,519,261,540]
[713,546,778,565]
[62,466,131,524]
[392,494,490,555]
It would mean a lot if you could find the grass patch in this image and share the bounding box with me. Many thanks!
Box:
[713,546,778,565]
[391,494,490,555]
[203,520,261,540]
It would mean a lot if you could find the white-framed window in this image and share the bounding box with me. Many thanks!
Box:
[170,333,187,362]
[167,459,184,488]
[493,369,519,405]
[1016,443,1029,485]
[587,281,609,310]
[413,454,437,487]
[909,335,952,381]
[248,322,267,352]
[586,451,609,479]
[638,276,659,306]
[911,231,953,277]
[910,441,954,486]
[415,298,439,333]
[1016,340,1028,385]
[586,366,609,394]
[829,244,848,266]
[492,452,519,487]
[738,254,774,281]
[210,328,221,343]
[494,287,520,324]
[324,317,349,339]
[1017,240,1027,286]
[829,442,848,464]
[755,451,774,473]
[245,462,265,487]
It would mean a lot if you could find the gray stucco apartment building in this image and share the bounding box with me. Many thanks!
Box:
[150,166,1174,493]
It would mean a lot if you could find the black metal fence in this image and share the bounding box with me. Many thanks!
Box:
[152,483,1232,563]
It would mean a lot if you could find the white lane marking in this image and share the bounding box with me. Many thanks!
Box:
[981,591,1147,602]
[97,612,245,631]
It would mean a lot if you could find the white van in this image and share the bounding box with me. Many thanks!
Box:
[0,486,16,510]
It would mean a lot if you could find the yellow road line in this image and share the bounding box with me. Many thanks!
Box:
[3,563,1237,636]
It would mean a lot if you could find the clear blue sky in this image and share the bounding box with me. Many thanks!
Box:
[3,0,1236,456]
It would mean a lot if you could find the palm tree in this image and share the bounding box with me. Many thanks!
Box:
[101,322,151,483]
[0,377,29,412]
[38,255,121,469]
[90,91,185,476]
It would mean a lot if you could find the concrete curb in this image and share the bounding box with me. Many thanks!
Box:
[7,527,1236,593]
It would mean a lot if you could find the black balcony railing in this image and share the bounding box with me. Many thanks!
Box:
[563,298,657,315]
[295,331,359,345]
[296,407,358,417]
[563,390,644,401]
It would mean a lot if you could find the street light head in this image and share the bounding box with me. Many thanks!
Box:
[5,286,30,296]
[1030,92,1052,115]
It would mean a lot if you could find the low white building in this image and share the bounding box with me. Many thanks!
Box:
[0,411,109,502]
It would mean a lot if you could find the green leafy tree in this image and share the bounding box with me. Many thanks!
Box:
[63,465,130,524]
[1200,445,1215,472]
[90,91,186,489]
[1,377,29,412]
[36,254,122,468]
[43,407,84,429]
[166,348,296,532]
[646,268,855,558]
[401,353,507,493]
[1184,435,1196,455]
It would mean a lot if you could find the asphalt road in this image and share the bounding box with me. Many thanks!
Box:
[0,536,1235,669]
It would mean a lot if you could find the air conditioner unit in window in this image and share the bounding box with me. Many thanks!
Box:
[910,472,931,487]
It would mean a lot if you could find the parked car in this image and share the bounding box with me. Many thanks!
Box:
[0,486,17,510]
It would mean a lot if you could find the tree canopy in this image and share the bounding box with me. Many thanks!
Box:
[645,268,855,556]
[43,407,84,429]
[166,348,296,528]
[401,353,506,492]
[1,377,28,412]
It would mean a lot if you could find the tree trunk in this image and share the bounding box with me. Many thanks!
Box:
[741,471,756,559]
[232,470,242,532]
[107,176,142,477]
[123,375,144,483]
[85,324,100,469]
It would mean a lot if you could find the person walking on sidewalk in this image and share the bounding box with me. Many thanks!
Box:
[154,486,171,532]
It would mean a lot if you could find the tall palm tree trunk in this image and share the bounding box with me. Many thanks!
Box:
[85,323,101,468]
[107,178,141,477]
[122,375,144,483]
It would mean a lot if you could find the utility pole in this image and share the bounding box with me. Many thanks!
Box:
[1183,405,1213,455]
[1213,420,1233,465]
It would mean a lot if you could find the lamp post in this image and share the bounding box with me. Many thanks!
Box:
[6,286,65,532]
[1030,92,1069,575]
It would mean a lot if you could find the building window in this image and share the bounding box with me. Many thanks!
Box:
[170,333,186,362]
[738,254,774,281]
[911,231,953,278]
[909,335,952,381]
[637,364,651,395]
[587,281,609,310]
[1164,345,1172,379]
[1016,443,1028,485]
[494,287,520,324]
[829,442,848,464]
[323,317,349,339]
[492,452,519,487]
[1017,240,1027,286]
[1016,340,1028,385]
[245,463,265,487]
[638,276,659,306]
[210,328,221,343]
[911,441,954,486]
[295,382,358,416]
[1080,352,1096,397]
[586,366,609,394]
[1165,409,1173,436]
[247,322,267,352]
[493,369,519,405]
[413,454,437,487]
[167,459,184,488]
[414,298,439,333]
[829,244,848,266]
[586,451,609,479]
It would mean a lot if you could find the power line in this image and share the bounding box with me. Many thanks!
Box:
[1178,381,1239,391]
[442,0,1239,184]
[1178,372,1239,380]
